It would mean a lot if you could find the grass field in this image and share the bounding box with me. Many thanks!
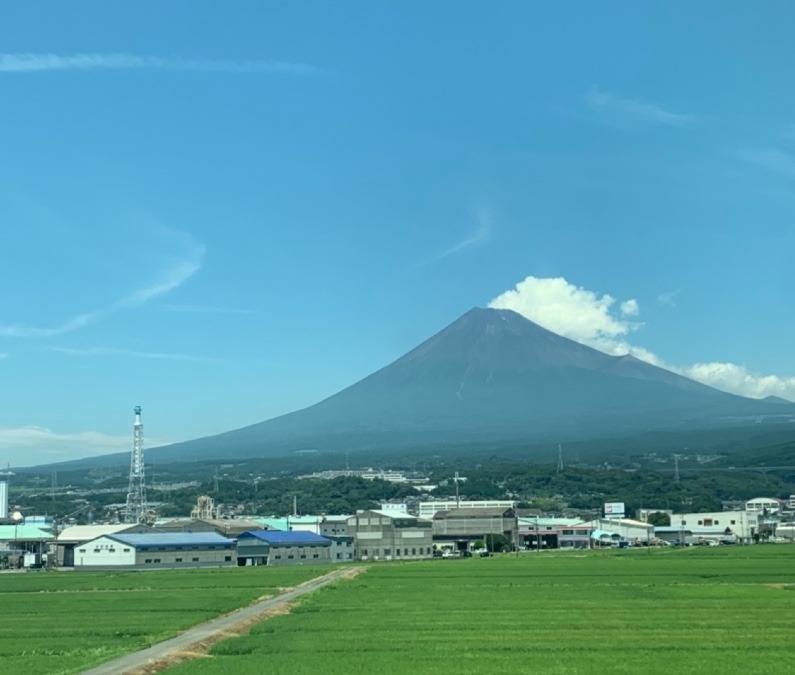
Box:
[0,565,330,674]
[165,547,795,674]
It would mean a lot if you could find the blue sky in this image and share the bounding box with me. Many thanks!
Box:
[1,2,794,467]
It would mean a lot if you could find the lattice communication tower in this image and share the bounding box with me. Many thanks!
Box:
[124,406,147,523]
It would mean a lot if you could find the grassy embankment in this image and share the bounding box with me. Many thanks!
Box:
[0,565,331,673]
[168,546,795,674]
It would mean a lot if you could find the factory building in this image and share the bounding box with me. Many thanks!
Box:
[347,510,434,561]
[432,507,519,552]
[319,516,355,562]
[237,530,332,566]
[56,523,152,567]
[73,532,236,569]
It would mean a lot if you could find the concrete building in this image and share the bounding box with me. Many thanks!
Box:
[745,497,784,514]
[73,532,237,569]
[668,510,757,544]
[418,500,514,519]
[319,516,355,562]
[237,530,332,566]
[518,517,583,550]
[558,523,594,549]
[432,507,518,552]
[347,510,433,561]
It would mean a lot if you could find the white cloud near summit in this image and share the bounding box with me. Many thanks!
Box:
[488,276,640,347]
[488,275,795,402]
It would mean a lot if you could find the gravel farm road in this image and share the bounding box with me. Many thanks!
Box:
[82,566,364,675]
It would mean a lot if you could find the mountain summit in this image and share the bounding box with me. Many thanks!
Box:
[139,307,793,463]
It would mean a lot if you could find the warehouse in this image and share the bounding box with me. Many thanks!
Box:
[237,530,332,566]
[56,523,152,567]
[347,509,434,561]
[74,532,236,569]
[432,507,518,552]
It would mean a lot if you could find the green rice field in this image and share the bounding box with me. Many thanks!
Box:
[167,547,795,674]
[3,547,795,674]
[0,565,329,674]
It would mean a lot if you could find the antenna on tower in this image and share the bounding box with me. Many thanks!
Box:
[124,406,147,523]
[556,444,564,472]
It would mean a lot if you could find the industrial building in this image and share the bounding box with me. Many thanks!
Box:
[347,509,433,561]
[56,523,152,567]
[666,510,757,544]
[418,500,515,519]
[319,516,355,562]
[432,507,518,552]
[0,523,53,568]
[154,517,264,538]
[73,532,236,569]
[236,530,332,566]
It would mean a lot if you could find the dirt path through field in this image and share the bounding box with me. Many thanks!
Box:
[82,566,364,675]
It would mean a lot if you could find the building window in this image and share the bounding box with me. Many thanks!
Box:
[384,549,391,556]
[175,558,183,562]
[145,559,152,563]
[412,548,416,555]
[123,548,130,553]
[224,556,231,562]
[313,554,319,558]
[79,549,86,553]
[192,557,199,562]
[153,558,161,563]
[731,520,736,525]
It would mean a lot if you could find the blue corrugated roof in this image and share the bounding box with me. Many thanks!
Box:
[105,532,236,548]
[239,530,330,545]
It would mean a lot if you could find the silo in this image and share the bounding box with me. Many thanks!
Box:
[0,481,7,519]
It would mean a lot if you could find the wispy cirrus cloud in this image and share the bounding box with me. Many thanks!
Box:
[0,52,318,74]
[0,228,205,338]
[51,347,217,363]
[414,208,492,269]
[159,304,257,315]
[489,275,795,401]
[585,86,689,127]
[739,147,795,179]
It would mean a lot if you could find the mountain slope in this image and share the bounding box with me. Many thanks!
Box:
[140,307,793,463]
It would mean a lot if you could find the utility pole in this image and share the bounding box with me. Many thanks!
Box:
[454,471,461,508]
[673,454,681,483]
[556,444,564,473]
[124,406,147,524]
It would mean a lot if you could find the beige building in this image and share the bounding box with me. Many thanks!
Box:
[347,510,433,561]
